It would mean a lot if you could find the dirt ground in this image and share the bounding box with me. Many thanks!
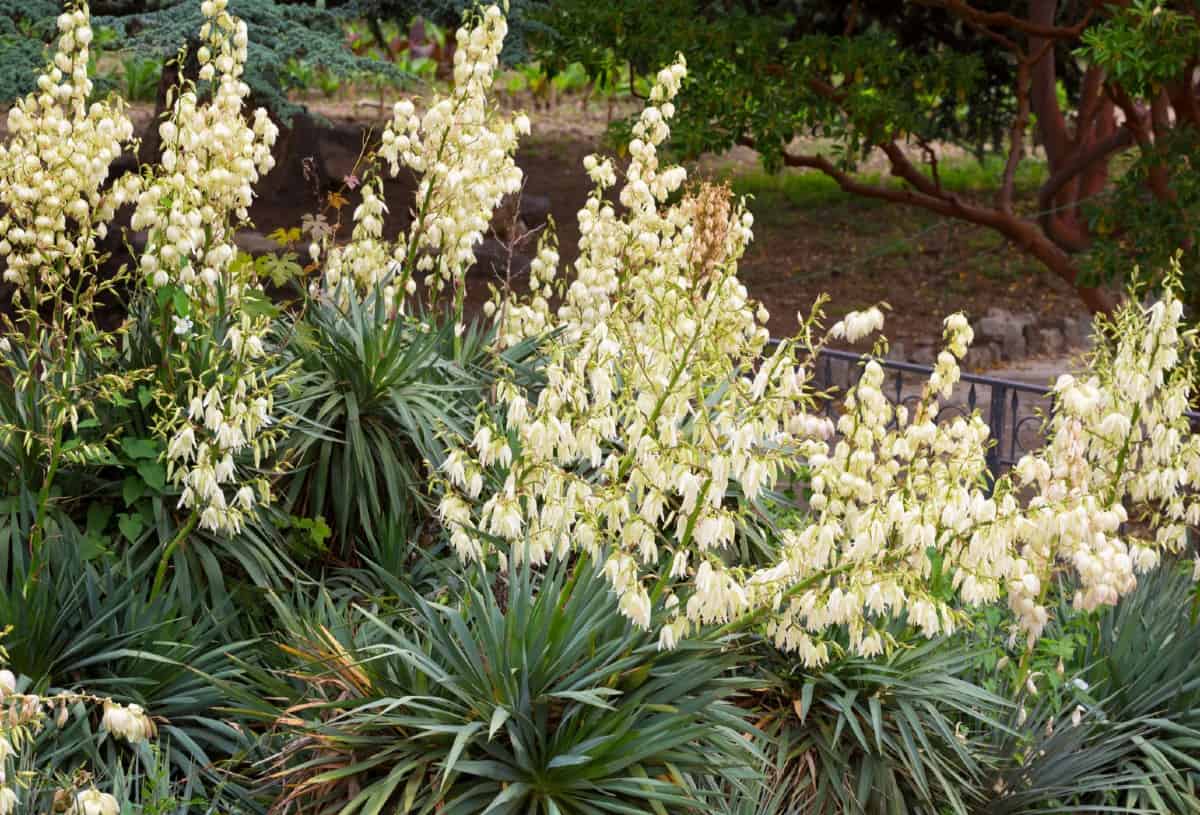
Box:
[294,95,1088,350]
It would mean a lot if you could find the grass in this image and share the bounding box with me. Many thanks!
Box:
[717,144,1056,327]
[725,153,1050,215]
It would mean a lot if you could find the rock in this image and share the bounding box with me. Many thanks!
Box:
[910,343,937,365]
[235,231,279,256]
[1026,326,1064,356]
[1060,315,1093,349]
[520,194,552,229]
[976,315,1027,360]
[975,315,1006,340]
[964,342,998,371]
[472,238,531,279]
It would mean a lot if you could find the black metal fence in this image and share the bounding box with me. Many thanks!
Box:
[812,349,1055,476]
[810,348,1200,478]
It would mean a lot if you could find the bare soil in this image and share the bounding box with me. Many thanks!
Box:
[294,95,1088,351]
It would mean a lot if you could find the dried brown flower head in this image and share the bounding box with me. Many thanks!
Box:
[685,181,733,282]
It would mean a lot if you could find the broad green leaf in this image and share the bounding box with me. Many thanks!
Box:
[137,460,167,492]
[117,512,144,543]
[121,437,159,460]
[123,476,147,506]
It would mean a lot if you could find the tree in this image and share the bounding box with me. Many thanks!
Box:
[349,0,547,63]
[1,0,385,113]
[533,0,1200,315]
[0,1,63,102]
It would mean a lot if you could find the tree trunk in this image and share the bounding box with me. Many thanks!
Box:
[257,110,332,208]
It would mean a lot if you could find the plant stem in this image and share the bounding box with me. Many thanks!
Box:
[27,423,64,568]
[708,564,853,641]
[151,513,198,600]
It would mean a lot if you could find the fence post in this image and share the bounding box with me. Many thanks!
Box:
[986,383,1007,494]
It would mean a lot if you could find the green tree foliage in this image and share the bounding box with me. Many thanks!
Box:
[347,0,547,62]
[0,0,547,111]
[532,0,1200,314]
[0,0,62,101]
[106,0,400,119]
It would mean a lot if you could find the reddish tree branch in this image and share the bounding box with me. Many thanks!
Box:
[1078,97,1117,201]
[1045,127,1131,200]
[844,0,861,36]
[1076,65,1108,136]
[1111,84,1176,203]
[1150,88,1173,145]
[916,137,942,191]
[1035,126,1133,251]
[878,142,946,199]
[772,148,1116,314]
[1029,0,1072,168]
[1000,59,1034,213]
[961,16,1019,51]
[915,0,1094,39]
[1168,59,1200,127]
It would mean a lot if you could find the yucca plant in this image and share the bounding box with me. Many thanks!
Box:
[11,739,240,815]
[323,515,466,603]
[983,565,1200,814]
[698,731,810,815]
[0,534,260,812]
[0,294,302,616]
[258,557,761,814]
[279,290,540,554]
[748,634,1008,815]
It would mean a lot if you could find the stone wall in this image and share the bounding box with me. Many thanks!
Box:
[899,307,1093,370]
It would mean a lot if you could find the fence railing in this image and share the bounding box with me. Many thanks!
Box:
[809,347,1200,479]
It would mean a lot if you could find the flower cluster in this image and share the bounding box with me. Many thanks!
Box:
[4,0,1199,697]
[440,58,822,650]
[752,314,1005,663]
[556,60,697,343]
[69,789,120,815]
[162,360,278,534]
[100,699,156,743]
[327,3,529,322]
[1001,267,1200,642]
[434,18,1200,666]
[130,0,278,304]
[0,0,148,558]
[125,0,287,536]
[0,3,134,295]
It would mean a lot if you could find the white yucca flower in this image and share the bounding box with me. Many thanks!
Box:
[100,700,155,743]
[69,789,119,815]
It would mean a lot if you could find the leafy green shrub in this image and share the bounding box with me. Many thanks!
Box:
[121,55,163,102]
[0,293,297,616]
[261,559,760,813]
